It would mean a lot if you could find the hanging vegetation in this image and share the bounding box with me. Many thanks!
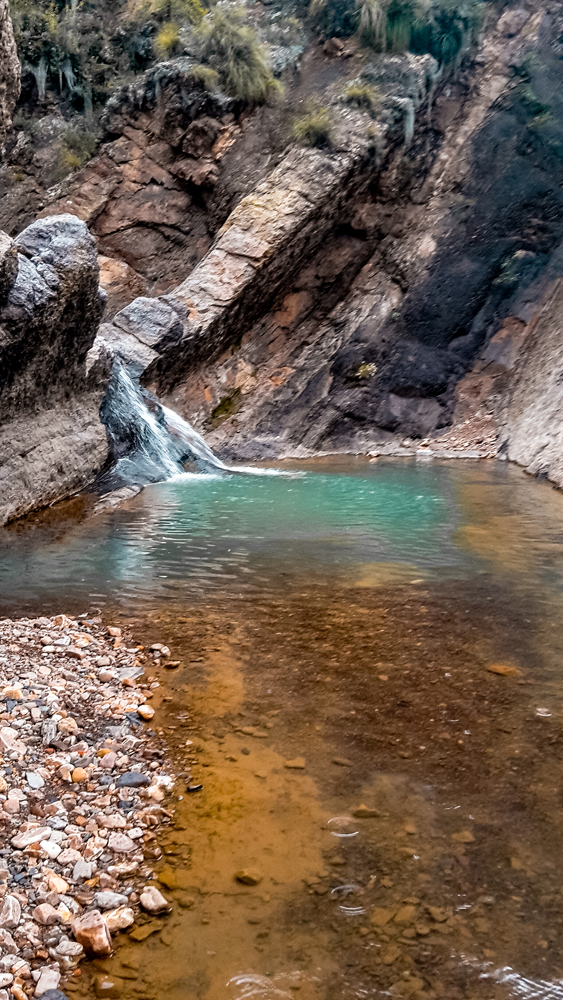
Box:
[193,9,280,104]
[308,0,486,67]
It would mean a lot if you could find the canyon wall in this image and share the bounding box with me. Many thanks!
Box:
[0,215,110,524]
[0,0,20,144]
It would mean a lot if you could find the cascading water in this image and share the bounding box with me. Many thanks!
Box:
[97,365,230,492]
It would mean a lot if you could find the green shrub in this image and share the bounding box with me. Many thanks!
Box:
[154,21,181,58]
[292,102,333,147]
[308,0,358,38]
[307,0,486,64]
[344,80,380,111]
[411,0,486,66]
[125,0,205,27]
[194,9,280,104]
[189,62,219,89]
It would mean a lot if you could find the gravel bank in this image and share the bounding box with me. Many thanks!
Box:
[0,613,177,999]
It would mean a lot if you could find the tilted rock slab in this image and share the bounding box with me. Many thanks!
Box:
[97,54,437,400]
[0,215,111,525]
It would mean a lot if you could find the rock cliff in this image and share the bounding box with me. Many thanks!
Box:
[0,215,110,524]
[88,0,563,470]
[0,0,20,145]
[3,0,563,523]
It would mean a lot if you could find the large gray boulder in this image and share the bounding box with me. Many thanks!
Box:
[0,215,111,524]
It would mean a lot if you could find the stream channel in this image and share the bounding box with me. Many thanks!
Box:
[2,456,563,1000]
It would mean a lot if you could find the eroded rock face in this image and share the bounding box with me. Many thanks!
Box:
[0,215,110,525]
[0,0,20,145]
[499,279,563,487]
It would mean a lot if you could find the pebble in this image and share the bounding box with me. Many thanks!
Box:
[353,805,381,818]
[108,832,137,853]
[0,613,177,993]
[116,771,150,788]
[34,903,60,926]
[104,906,135,932]
[284,758,306,769]
[72,910,112,956]
[0,895,21,929]
[451,830,475,843]
[26,771,45,789]
[94,892,129,911]
[139,886,170,913]
[234,869,262,886]
[487,662,523,677]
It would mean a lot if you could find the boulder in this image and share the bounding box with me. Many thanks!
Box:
[0,215,111,525]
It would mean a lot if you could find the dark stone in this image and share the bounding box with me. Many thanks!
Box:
[116,771,150,787]
[37,991,70,1000]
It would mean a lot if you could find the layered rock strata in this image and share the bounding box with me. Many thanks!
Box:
[0,216,110,525]
[94,54,437,396]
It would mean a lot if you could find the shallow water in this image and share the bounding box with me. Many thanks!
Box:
[4,457,563,1000]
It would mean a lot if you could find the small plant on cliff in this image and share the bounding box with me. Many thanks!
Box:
[189,63,219,89]
[194,9,280,104]
[411,0,487,68]
[154,21,181,58]
[344,80,380,111]
[292,102,333,147]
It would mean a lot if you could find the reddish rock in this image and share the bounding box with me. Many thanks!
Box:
[72,909,112,956]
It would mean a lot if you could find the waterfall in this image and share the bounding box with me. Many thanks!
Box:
[98,365,229,492]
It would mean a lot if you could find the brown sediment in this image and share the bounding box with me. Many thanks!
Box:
[70,571,563,1000]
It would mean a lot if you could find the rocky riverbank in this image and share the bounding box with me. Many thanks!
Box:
[0,612,179,999]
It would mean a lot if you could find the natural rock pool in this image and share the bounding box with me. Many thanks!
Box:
[3,457,563,1000]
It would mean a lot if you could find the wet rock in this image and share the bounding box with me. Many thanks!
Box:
[94,973,123,998]
[139,887,170,913]
[36,993,69,1000]
[234,870,262,886]
[370,908,395,928]
[72,910,113,956]
[353,805,381,818]
[487,663,523,678]
[394,905,417,924]
[137,704,155,720]
[128,919,163,941]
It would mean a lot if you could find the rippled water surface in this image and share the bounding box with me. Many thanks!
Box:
[3,456,563,611]
[4,457,563,1000]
